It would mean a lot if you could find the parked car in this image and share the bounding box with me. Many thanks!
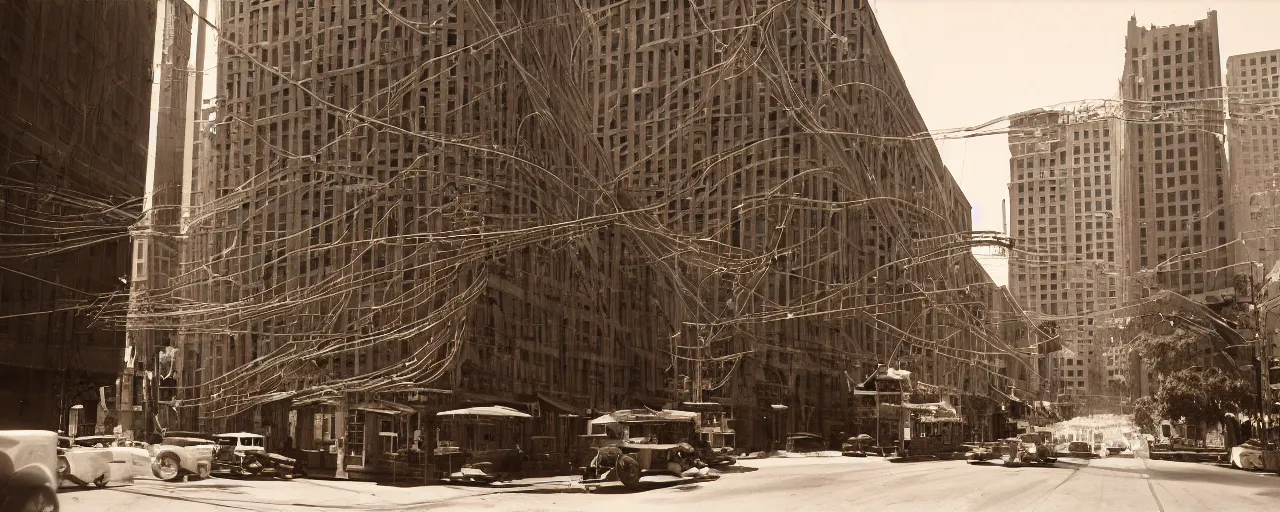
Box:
[784,433,826,454]
[70,436,151,485]
[1061,441,1097,459]
[54,437,111,489]
[148,436,216,482]
[582,409,712,489]
[842,434,875,457]
[1230,439,1265,469]
[963,442,1002,464]
[1001,432,1058,467]
[210,433,299,479]
[1,430,60,512]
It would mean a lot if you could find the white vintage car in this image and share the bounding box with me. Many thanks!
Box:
[55,437,112,489]
[69,436,151,485]
[1,430,60,512]
[148,437,216,482]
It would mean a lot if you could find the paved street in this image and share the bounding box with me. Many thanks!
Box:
[62,454,1279,512]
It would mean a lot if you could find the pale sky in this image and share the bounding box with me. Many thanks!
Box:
[874,0,1280,237]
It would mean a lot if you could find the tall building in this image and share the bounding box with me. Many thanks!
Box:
[1115,12,1234,398]
[178,0,1034,473]
[0,0,155,431]
[1118,12,1233,300]
[1007,106,1126,399]
[1227,50,1280,273]
[117,0,199,440]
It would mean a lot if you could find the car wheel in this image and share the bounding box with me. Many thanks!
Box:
[153,453,182,482]
[615,455,641,489]
[55,457,69,487]
[194,462,211,481]
[242,455,265,476]
[93,474,110,488]
[12,487,58,512]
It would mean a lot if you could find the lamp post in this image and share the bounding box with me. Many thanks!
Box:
[1247,262,1271,452]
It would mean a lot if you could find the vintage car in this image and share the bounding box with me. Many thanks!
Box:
[149,436,216,482]
[210,433,299,479]
[582,409,712,489]
[1,430,60,512]
[784,433,826,454]
[1001,432,1058,467]
[842,434,875,457]
[1230,439,1265,469]
[70,436,151,485]
[963,441,1002,464]
[1058,441,1097,459]
[55,437,111,489]
[1104,440,1127,456]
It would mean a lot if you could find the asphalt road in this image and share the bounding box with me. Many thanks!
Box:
[60,454,1280,512]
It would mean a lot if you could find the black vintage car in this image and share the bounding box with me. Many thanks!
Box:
[209,433,302,479]
[785,433,826,454]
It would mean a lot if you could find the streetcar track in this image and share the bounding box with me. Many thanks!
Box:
[1137,455,1169,512]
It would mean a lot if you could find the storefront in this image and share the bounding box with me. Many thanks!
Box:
[850,365,912,454]
[343,400,420,481]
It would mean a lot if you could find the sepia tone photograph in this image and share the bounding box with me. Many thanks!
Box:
[1,0,1278,510]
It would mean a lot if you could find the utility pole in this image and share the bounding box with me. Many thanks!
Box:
[693,329,703,403]
[1251,266,1269,452]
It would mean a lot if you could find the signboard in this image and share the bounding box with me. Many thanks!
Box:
[1205,432,1225,449]
[903,427,912,439]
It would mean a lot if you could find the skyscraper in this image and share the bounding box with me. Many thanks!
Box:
[1007,106,1126,399]
[1118,12,1233,301]
[1226,49,1280,274]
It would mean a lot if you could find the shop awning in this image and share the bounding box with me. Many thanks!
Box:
[292,396,340,408]
[437,406,532,419]
[608,409,697,423]
[353,400,416,416]
[537,393,587,416]
[354,406,405,416]
[918,416,966,424]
